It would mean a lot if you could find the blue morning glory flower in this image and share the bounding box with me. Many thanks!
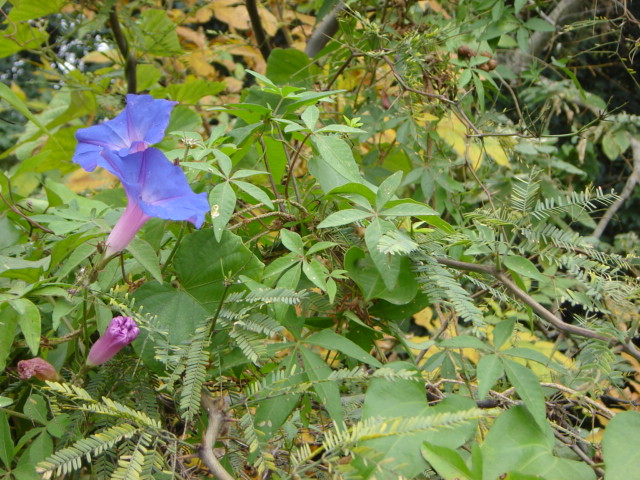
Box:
[71,94,209,256]
[100,147,209,256]
[73,94,177,173]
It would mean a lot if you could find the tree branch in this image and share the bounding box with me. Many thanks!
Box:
[435,257,640,361]
[109,6,137,94]
[246,0,271,61]
[198,392,235,480]
[305,1,344,58]
[593,137,640,239]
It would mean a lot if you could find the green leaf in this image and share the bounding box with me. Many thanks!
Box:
[502,347,567,373]
[503,255,546,282]
[362,362,478,478]
[0,411,13,469]
[309,135,368,192]
[525,18,556,32]
[265,48,315,86]
[280,229,304,256]
[365,219,402,290]
[375,171,403,211]
[327,182,377,205]
[492,319,515,350]
[307,241,337,255]
[10,298,41,356]
[301,105,319,131]
[476,354,504,400]
[317,209,372,228]
[127,238,162,284]
[209,181,236,242]
[302,258,327,290]
[0,305,18,371]
[299,346,344,425]
[602,411,640,480]
[137,9,182,55]
[514,0,527,14]
[304,329,382,367]
[381,200,439,218]
[421,442,473,480]
[344,247,418,304]
[173,229,264,314]
[233,180,274,209]
[482,406,595,480]
[439,335,490,352]
[8,0,65,20]
[502,358,546,430]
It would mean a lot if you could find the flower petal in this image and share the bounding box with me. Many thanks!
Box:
[73,94,177,172]
[87,316,140,366]
[102,148,209,228]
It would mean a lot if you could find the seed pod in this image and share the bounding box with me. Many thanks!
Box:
[457,45,477,60]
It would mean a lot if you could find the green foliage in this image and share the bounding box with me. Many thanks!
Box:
[1,0,640,478]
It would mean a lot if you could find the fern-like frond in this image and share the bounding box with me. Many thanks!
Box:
[415,257,485,326]
[229,328,267,363]
[110,432,153,480]
[45,381,96,403]
[239,412,277,475]
[245,287,307,305]
[322,408,494,454]
[377,230,419,255]
[511,175,540,214]
[234,313,284,337]
[179,325,210,422]
[36,424,139,478]
[78,398,161,429]
[531,187,617,221]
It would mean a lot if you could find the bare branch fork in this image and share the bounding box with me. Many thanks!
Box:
[198,392,235,480]
[436,257,640,362]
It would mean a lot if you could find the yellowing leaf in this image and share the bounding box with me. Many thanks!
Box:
[413,307,434,330]
[436,112,483,169]
[184,50,218,78]
[484,136,510,167]
[82,50,118,63]
[65,168,116,193]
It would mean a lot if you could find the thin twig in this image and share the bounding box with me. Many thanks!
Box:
[593,137,640,239]
[381,54,455,105]
[198,392,235,480]
[109,6,137,94]
[0,192,54,234]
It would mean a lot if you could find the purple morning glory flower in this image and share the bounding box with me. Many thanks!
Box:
[73,94,177,173]
[87,316,140,366]
[101,147,209,256]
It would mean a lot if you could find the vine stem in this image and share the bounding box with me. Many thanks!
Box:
[108,6,137,94]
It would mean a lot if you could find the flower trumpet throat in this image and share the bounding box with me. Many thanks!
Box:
[87,316,140,366]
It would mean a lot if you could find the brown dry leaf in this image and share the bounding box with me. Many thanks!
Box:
[65,169,116,193]
[227,43,266,73]
[258,5,279,36]
[184,50,218,78]
[176,26,207,49]
[212,0,251,31]
[419,0,451,18]
[185,3,215,23]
